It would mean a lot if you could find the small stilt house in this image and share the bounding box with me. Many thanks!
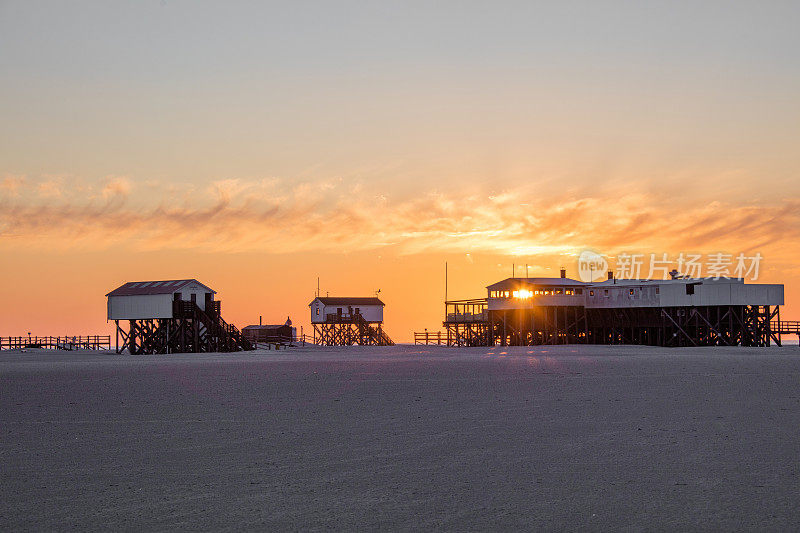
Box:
[309,296,393,346]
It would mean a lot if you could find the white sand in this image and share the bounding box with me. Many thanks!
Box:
[2,344,800,530]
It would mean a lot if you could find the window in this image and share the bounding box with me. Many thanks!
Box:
[686,284,695,295]
[565,289,574,295]
[355,307,361,315]
[337,307,343,315]
[316,308,320,316]
[504,291,510,298]
[575,289,583,295]
[655,287,660,294]
[629,289,634,296]
[589,290,594,296]
[604,289,609,296]
[555,289,563,295]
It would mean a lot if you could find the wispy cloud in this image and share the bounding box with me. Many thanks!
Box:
[1,176,798,260]
[101,176,131,199]
[0,175,25,197]
[36,179,63,198]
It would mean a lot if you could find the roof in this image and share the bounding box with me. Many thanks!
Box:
[106,279,215,297]
[487,277,586,290]
[243,324,292,330]
[309,297,385,307]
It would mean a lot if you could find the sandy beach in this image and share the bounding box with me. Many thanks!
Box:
[2,344,800,530]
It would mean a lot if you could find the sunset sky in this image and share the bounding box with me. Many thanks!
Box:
[1,1,799,341]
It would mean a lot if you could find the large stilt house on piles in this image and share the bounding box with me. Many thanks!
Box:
[107,279,252,354]
[309,296,394,346]
[445,269,786,347]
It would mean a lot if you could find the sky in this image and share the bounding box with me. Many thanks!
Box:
[1,1,799,341]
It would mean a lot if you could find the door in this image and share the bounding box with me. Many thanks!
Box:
[204,293,213,312]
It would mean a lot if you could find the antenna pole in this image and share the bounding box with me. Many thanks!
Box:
[445,261,448,303]
[317,277,320,297]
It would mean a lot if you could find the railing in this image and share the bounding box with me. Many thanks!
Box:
[0,335,111,351]
[323,312,375,324]
[171,299,221,317]
[772,321,800,334]
[414,331,447,345]
[251,334,319,349]
[445,311,488,323]
[444,298,489,324]
[169,299,253,352]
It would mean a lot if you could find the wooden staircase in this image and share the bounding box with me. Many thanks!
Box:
[354,314,395,346]
[172,300,253,352]
[314,313,395,346]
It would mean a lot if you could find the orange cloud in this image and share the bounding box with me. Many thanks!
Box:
[0,175,25,197]
[101,177,132,199]
[2,177,798,267]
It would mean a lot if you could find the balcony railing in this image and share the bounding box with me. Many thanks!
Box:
[444,298,489,324]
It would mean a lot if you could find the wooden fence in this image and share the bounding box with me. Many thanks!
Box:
[251,333,315,350]
[414,331,447,345]
[0,335,111,351]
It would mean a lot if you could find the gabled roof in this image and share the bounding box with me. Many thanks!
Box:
[106,279,215,297]
[309,297,385,307]
[487,277,586,290]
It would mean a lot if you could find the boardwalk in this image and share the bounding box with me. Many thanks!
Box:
[0,335,110,351]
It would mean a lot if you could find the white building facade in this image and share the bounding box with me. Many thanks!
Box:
[309,297,384,324]
[485,276,783,310]
[107,279,216,320]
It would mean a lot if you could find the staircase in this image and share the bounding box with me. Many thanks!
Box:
[174,300,253,352]
[354,314,395,346]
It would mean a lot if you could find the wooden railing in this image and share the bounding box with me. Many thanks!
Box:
[414,331,447,345]
[0,335,111,351]
[444,298,489,324]
[250,334,325,349]
[772,321,800,335]
[169,299,253,352]
[324,312,371,324]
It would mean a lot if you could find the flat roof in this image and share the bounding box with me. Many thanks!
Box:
[487,277,586,290]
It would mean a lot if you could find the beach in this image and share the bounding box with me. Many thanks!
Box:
[2,344,800,530]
